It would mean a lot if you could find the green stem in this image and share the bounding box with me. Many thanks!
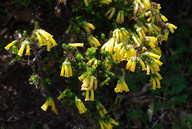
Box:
[115,93,119,105]
[118,92,126,105]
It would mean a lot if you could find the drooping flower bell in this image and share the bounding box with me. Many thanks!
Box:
[41,97,58,114]
[114,77,129,93]
[87,35,101,48]
[105,7,116,20]
[75,96,87,114]
[82,21,95,34]
[96,102,108,117]
[125,57,137,72]
[60,59,73,78]
[36,29,57,51]
[18,40,30,57]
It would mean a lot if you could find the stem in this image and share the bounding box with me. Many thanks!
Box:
[118,92,126,105]
[115,93,119,105]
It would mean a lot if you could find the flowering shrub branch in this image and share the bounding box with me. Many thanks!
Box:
[5,0,177,128]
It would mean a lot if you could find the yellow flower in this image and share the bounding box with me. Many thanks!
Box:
[150,77,161,90]
[120,28,130,38]
[99,121,105,129]
[138,58,146,71]
[57,88,68,100]
[36,29,57,51]
[145,36,158,48]
[101,37,116,54]
[116,10,121,24]
[155,72,163,80]
[96,102,108,117]
[145,52,161,60]
[75,96,87,114]
[18,41,30,57]
[166,23,177,33]
[41,97,58,114]
[114,77,129,93]
[84,0,89,6]
[5,40,17,50]
[87,35,101,48]
[164,29,169,41]
[105,7,116,20]
[132,34,141,45]
[85,89,95,101]
[68,43,84,47]
[81,76,97,90]
[110,118,119,126]
[82,21,95,34]
[87,57,96,66]
[136,27,146,40]
[101,0,112,5]
[142,0,151,10]
[25,42,30,56]
[125,57,136,72]
[160,15,168,22]
[60,60,72,78]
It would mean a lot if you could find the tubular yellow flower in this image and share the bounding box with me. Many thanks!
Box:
[142,0,151,10]
[25,43,30,56]
[116,10,121,24]
[150,77,161,90]
[164,29,169,41]
[87,35,101,48]
[110,118,119,126]
[160,15,168,22]
[126,57,136,72]
[105,7,116,20]
[60,60,72,78]
[138,58,146,70]
[136,27,146,40]
[84,0,89,6]
[18,41,29,57]
[85,89,95,101]
[155,72,163,80]
[146,52,161,60]
[68,43,84,47]
[114,77,129,93]
[132,34,141,45]
[101,0,112,5]
[87,57,96,66]
[57,88,68,100]
[5,40,17,50]
[82,22,95,34]
[96,102,108,117]
[166,23,177,33]
[75,96,87,114]
[41,97,58,114]
[81,76,97,90]
[36,29,57,50]
[120,11,124,24]
[99,121,105,129]
[152,46,162,55]
[101,37,116,54]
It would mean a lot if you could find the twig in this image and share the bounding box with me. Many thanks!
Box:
[28,47,46,65]
[152,111,167,128]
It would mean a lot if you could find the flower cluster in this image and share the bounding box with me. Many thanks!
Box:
[60,59,73,78]
[41,97,58,114]
[35,29,57,51]
[96,102,119,128]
